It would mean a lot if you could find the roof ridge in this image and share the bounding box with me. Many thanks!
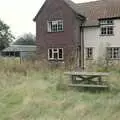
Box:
[77,0,102,5]
[63,0,85,17]
[77,0,120,5]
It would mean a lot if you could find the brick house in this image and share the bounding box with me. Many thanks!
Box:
[34,0,120,68]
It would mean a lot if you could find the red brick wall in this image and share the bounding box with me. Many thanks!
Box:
[35,0,83,62]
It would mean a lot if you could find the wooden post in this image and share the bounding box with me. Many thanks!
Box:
[20,51,22,64]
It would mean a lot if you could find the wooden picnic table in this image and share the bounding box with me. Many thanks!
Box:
[64,72,109,88]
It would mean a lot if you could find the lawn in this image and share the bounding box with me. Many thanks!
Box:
[0,60,120,120]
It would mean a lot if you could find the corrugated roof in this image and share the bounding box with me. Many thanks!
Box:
[2,45,36,52]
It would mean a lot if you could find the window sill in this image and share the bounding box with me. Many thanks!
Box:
[100,34,114,37]
[86,58,94,60]
[107,58,120,60]
[47,31,64,33]
[48,59,64,61]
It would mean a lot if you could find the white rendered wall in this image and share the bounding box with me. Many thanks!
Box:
[84,19,120,61]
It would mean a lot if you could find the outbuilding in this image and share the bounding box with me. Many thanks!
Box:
[2,45,36,60]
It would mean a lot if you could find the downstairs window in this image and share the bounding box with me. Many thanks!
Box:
[48,48,64,60]
[86,48,93,59]
[107,47,120,59]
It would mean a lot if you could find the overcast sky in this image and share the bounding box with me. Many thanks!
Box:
[0,0,97,38]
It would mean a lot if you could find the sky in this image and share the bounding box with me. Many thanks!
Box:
[0,0,97,38]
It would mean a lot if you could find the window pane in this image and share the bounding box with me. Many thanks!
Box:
[53,48,57,52]
[107,48,112,59]
[15,52,20,57]
[54,53,58,59]
[107,26,113,35]
[86,48,93,59]
[59,49,63,59]
[101,27,107,35]
[49,49,52,59]
[6,52,9,56]
[100,20,113,25]
[51,24,57,32]
[107,20,113,24]
[47,22,52,32]
[10,52,14,57]
[113,48,119,58]
[58,21,63,31]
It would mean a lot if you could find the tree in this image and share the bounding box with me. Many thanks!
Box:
[0,20,14,50]
[14,33,36,45]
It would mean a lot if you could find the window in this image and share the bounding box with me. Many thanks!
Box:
[100,20,113,25]
[47,20,63,32]
[107,47,120,59]
[2,52,20,57]
[101,26,113,35]
[100,20,114,36]
[86,48,93,59]
[48,48,64,60]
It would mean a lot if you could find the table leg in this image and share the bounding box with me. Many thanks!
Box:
[98,76,102,85]
[71,75,77,84]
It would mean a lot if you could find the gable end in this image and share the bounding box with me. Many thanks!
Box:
[33,0,85,21]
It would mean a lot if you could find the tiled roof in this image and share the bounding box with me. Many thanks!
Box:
[34,0,120,26]
[65,0,120,26]
[63,0,85,17]
[77,0,120,26]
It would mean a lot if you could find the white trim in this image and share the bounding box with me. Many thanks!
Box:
[107,47,120,59]
[47,20,64,32]
[47,21,52,32]
[100,20,114,36]
[58,48,64,60]
[48,48,64,60]
[86,47,94,59]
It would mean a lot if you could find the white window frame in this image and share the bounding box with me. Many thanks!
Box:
[100,20,114,36]
[107,47,120,59]
[86,47,93,59]
[47,20,64,33]
[48,48,64,60]
[100,25,114,35]
[100,20,113,25]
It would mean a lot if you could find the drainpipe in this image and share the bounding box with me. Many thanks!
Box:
[80,19,86,70]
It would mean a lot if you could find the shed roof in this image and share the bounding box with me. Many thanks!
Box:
[2,45,36,52]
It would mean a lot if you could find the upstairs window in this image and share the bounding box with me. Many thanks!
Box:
[86,48,93,59]
[100,20,113,25]
[48,48,64,60]
[100,20,114,36]
[107,47,120,59]
[47,20,64,32]
[101,26,113,35]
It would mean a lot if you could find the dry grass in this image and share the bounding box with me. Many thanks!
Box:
[0,59,120,120]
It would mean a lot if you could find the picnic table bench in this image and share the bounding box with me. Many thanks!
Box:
[64,72,109,89]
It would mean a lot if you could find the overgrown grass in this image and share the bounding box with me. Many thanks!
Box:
[0,59,120,120]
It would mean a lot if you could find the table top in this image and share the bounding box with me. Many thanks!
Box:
[64,71,109,76]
